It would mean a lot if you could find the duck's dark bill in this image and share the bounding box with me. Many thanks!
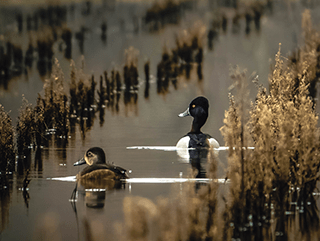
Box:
[74,158,86,166]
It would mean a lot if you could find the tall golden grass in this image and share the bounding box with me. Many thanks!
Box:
[220,9,320,241]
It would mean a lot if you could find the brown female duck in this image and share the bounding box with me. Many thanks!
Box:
[74,147,129,181]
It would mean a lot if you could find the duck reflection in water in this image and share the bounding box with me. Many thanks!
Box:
[189,147,209,179]
[73,147,129,208]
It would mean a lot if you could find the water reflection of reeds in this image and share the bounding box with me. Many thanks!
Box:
[0,0,273,90]
[222,183,320,240]
[157,21,206,95]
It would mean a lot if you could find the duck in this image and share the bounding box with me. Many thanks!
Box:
[176,96,220,150]
[74,147,129,181]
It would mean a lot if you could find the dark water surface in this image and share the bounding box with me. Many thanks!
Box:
[1,1,320,240]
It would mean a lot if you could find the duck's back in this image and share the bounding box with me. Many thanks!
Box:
[79,163,128,180]
[176,133,219,149]
[79,164,116,180]
[187,133,211,148]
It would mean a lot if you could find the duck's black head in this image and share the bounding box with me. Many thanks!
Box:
[179,96,209,134]
[74,147,106,166]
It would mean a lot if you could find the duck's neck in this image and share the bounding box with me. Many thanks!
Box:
[190,117,207,134]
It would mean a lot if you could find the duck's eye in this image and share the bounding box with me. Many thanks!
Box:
[87,151,93,157]
[192,104,196,108]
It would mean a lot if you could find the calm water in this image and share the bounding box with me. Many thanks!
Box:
[1,1,320,240]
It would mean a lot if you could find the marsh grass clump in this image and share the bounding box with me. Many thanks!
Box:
[287,9,320,104]
[143,0,190,31]
[11,44,23,75]
[39,58,69,137]
[0,41,23,82]
[16,96,37,155]
[221,44,320,239]
[157,47,177,94]
[61,27,72,59]
[36,27,55,62]
[123,47,139,107]
[96,69,122,114]
[69,59,96,132]
[175,21,206,66]
[16,97,36,153]
[221,69,273,240]
[124,46,139,92]
[221,14,320,234]
[0,44,11,83]
[157,21,206,94]
[101,21,107,43]
[16,95,45,151]
[97,75,105,108]
[242,2,264,35]
[25,41,35,69]
[36,27,55,77]
[0,105,15,173]
[211,1,265,36]
[144,61,150,98]
[207,13,227,51]
[255,48,320,189]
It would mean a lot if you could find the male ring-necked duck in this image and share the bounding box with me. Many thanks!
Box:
[176,96,220,149]
[74,147,129,180]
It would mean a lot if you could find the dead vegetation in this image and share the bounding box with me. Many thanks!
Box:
[0,105,15,173]
[220,9,320,240]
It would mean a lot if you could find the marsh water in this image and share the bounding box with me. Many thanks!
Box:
[1,1,320,240]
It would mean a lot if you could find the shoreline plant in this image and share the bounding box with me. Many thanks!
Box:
[220,10,320,239]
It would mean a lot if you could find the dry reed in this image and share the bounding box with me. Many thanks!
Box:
[0,105,15,173]
[16,97,37,152]
[40,58,69,136]
[220,10,320,240]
